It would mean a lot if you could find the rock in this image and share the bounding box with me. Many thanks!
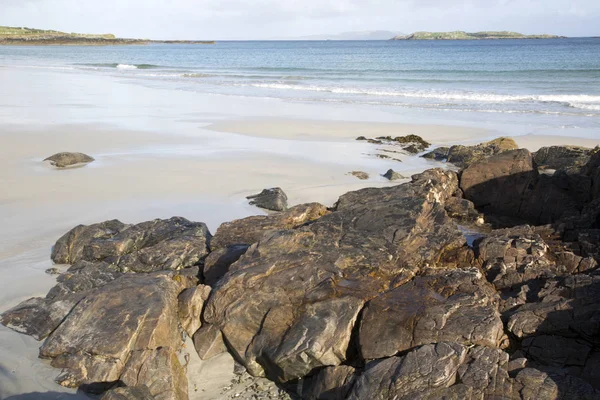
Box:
[204,169,468,381]
[444,197,482,223]
[521,335,592,367]
[102,386,155,400]
[52,217,211,273]
[533,145,593,170]
[460,149,539,221]
[421,146,450,161]
[45,267,62,275]
[36,271,193,391]
[300,365,356,400]
[203,245,250,286]
[358,267,505,360]
[120,348,188,400]
[192,324,227,360]
[349,171,369,180]
[246,188,288,211]
[43,152,95,168]
[382,169,404,181]
[355,136,367,141]
[178,285,211,338]
[377,134,431,153]
[210,203,329,251]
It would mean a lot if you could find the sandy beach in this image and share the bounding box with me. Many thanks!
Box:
[0,64,599,399]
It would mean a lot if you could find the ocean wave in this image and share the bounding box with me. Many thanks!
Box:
[76,63,163,70]
[569,103,600,111]
[241,83,600,104]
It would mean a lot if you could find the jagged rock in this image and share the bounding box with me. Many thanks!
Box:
[533,145,593,170]
[348,342,468,399]
[102,386,155,400]
[203,245,250,286]
[36,271,193,391]
[43,152,95,168]
[45,267,61,275]
[192,324,227,360]
[178,285,211,338]
[204,169,468,381]
[210,203,329,251]
[522,335,592,368]
[422,137,518,168]
[246,188,288,211]
[52,219,127,264]
[358,267,505,360]
[300,365,356,400]
[460,149,539,221]
[421,146,450,161]
[376,134,431,153]
[52,217,211,273]
[120,348,188,400]
[349,171,369,180]
[444,196,482,223]
[382,169,404,181]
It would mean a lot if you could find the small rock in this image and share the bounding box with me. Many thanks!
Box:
[45,267,62,275]
[382,169,405,181]
[43,152,95,168]
[246,188,288,212]
[349,171,369,180]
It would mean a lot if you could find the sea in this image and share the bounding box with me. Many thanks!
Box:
[1,38,599,137]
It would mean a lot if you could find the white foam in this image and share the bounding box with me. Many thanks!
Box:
[116,64,137,70]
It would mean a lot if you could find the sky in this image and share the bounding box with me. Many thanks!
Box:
[1,0,599,40]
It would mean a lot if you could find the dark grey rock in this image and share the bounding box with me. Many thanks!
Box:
[246,188,288,211]
[534,146,593,170]
[44,152,95,168]
[382,169,405,181]
[101,386,155,400]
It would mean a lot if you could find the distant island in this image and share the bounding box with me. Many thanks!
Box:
[392,31,565,40]
[0,26,215,45]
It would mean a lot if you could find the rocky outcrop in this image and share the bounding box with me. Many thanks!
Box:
[246,188,288,211]
[102,386,155,400]
[422,137,518,168]
[204,169,471,381]
[52,217,211,273]
[356,134,430,154]
[43,152,95,168]
[178,285,211,338]
[192,324,227,360]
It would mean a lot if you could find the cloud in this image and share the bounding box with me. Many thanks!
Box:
[1,0,598,39]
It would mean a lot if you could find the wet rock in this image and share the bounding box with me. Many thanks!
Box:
[381,169,404,181]
[246,188,288,212]
[460,149,539,221]
[377,134,431,153]
[101,386,154,400]
[43,152,95,168]
[358,267,505,360]
[534,145,593,171]
[192,324,227,360]
[52,217,211,273]
[421,146,449,161]
[45,267,62,275]
[210,203,329,251]
[204,169,468,381]
[120,347,188,400]
[37,271,193,391]
[178,285,211,338]
[349,171,369,180]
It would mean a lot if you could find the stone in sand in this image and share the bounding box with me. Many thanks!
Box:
[382,169,404,181]
[349,171,369,180]
[44,152,95,168]
[246,187,288,211]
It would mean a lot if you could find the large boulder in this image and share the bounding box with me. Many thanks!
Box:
[102,386,155,400]
[533,145,594,171]
[460,149,539,222]
[204,169,470,382]
[44,152,95,168]
[246,188,288,211]
[52,217,211,273]
[358,267,506,360]
[178,285,211,338]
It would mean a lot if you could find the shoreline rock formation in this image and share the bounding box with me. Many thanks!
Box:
[3,138,600,399]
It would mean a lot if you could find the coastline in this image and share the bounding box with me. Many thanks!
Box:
[0,60,599,398]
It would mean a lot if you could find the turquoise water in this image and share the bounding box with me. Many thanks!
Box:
[1,39,599,132]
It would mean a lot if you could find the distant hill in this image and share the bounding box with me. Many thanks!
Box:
[0,26,214,45]
[292,31,405,41]
[392,31,565,40]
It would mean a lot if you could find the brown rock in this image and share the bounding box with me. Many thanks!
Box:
[192,324,227,360]
[44,152,95,168]
[178,285,211,338]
